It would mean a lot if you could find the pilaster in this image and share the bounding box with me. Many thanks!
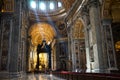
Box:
[9,0,21,72]
[0,20,1,70]
[88,0,105,73]
[0,15,14,78]
[70,26,75,71]
[67,26,72,71]
[81,6,91,72]
[102,19,118,72]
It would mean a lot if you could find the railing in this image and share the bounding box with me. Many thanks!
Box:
[52,71,120,80]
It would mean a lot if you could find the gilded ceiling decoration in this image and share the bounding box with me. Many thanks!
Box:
[103,0,120,22]
[73,19,84,39]
[115,41,120,51]
[111,0,120,22]
[0,0,14,12]
[29,23,56,46]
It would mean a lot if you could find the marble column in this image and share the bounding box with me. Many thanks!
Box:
[51,42,57,71]
[70,27,76,71]
[71,40,75,71]
[0,18,3,71]
[0,0,28,78]
[102,19,118,71]
[88,0,104,73]
[9,19,20,72]
[0,20,3,71]
[67,27,72,71]
[9,0,22,77]
[0,16,13,78]
[81,8,91,72]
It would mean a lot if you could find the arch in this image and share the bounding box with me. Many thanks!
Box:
[28,22,56,46]
[28,22,56,72]
[70,17,86,72]
[72,18,85,39]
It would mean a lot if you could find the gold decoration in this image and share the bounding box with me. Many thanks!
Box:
[115,41,120,51]
[29,23,56,46]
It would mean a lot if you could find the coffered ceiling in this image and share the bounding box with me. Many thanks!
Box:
[73,19,84,39]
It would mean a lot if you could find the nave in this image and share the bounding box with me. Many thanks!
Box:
[1,73,66,80]
[0,0,120,79]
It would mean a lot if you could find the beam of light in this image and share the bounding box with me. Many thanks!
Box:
[40,11,57,38]
[39,2,46,11]
[30,1,36,9]
[50,2,55,10]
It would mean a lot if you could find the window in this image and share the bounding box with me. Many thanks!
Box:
[30,0,36,9]
[50,2,55,10]
[29,0,64,13]
[58,2,62,8]
[39,2,46,11]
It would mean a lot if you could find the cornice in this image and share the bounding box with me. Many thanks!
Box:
[65,0,88,27]
[65,0,83,22]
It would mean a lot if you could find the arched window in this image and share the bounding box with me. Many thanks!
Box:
[58,1,62,8]
[29,0,64,13]
[50,2,54,10]
[30,0,36,9]
[39,2,46,10]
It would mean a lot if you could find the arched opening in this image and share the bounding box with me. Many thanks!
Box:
[70,18,86,72]
[27,22,56,72]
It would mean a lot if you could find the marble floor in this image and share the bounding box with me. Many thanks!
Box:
[1,73,66,80]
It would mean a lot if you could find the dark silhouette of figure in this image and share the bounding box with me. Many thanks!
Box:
[37,44,41,53]
[36,44,41,70]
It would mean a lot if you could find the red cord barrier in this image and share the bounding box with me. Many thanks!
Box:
[52,71,120,80]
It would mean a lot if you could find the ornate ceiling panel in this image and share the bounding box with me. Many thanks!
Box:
[103,0,120,22]
[111,0,120,22]
[29,23,56,46]
[73,19,84,39]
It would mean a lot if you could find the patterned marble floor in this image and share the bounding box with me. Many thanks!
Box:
[1,73,66,80]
